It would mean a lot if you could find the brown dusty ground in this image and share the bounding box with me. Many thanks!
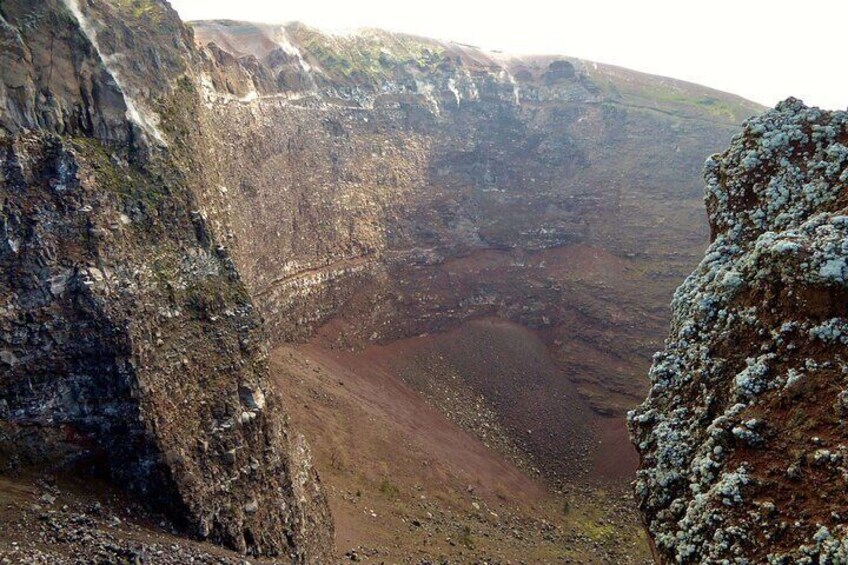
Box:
[314,243,680,418]
[272,317,652,563]
[0,471,282,564]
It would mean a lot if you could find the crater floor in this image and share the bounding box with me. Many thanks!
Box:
[273,318,652,562]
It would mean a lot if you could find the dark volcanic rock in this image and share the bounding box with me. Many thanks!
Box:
[0,0,332,561]
[630,99,848,563]
[543,60,576,84]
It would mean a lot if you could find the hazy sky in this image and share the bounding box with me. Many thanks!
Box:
[168,0,847,110]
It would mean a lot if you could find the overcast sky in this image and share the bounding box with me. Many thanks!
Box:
[168,0,847,110]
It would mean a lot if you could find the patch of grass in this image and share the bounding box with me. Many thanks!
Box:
[626,82,748,121]
[563,493,623,546]
[378,478,400,499]
[112,0,170,25]
[459,524,474,548]
[70,137,169,210]
[288,24,445,83]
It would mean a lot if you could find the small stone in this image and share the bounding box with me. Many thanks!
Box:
[0,350,17,367]
[787,463,802,479]
[239,385,266,412]
[48,272,70,296]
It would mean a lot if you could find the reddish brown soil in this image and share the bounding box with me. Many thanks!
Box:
[272,317,651,562]
[314,243,677,418]
[360,318,595,480]
[352,317,640,483]
[277,340,547,507]
[592,417,641,481]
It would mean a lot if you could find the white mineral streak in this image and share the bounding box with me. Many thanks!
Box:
[61,0,167,145]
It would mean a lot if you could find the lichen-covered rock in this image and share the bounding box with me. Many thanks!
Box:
[630,98,848,563]
[0,0,332,561]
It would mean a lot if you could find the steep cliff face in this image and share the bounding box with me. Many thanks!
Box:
[630,99,848,563]
[0,0,331,560]
[190,20,763,417]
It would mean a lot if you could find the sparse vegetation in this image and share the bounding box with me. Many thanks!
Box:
[459,524,474,548]
[287,24,445,83]
[378,478,400,499]
[112,0,170,25]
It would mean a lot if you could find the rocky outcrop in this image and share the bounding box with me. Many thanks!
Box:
[630,99,848,563]
[0,0,331,560]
